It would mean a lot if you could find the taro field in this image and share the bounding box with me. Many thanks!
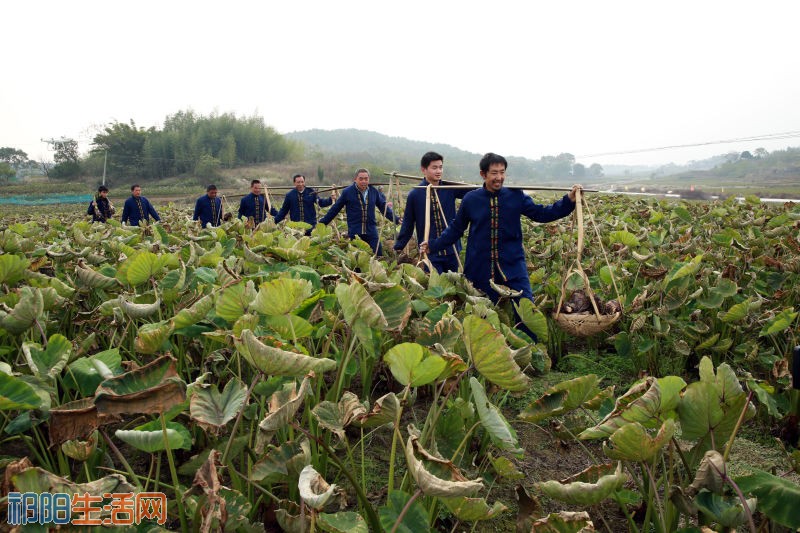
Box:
[0,194,798,532]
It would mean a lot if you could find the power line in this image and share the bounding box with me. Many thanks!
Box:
[577,130,800,158]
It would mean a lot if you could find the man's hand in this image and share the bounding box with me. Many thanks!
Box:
[419,241,430,255]
[568,184,583,202]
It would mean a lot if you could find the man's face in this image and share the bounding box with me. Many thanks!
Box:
[207,189,218,199]
[422,160,444,185]
[99,191,108,198]
[132,187,142,197]
[480,163,506,192]
[294,176,305,192]
[251,183,263,195]
[354,172,370,192]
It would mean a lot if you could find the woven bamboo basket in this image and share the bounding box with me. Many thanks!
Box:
[552,189,622,337]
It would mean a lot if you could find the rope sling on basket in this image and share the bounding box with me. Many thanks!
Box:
[553,188,623,337]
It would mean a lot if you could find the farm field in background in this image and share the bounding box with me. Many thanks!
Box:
[0,193,798,532]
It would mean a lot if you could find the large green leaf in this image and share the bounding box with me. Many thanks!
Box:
[335,281,388,329]
[133,320,174,354]
[609,230,640,247]
[0,372,42,410]
[125,250,172,286]
[667,254,703,283]
[462,315,530,392]
[115,420,192,452]
[603,419,676,462]
[0,286,44,334]
[536,462,626,506]
[720,299,751,323]
[439,496,508,522]
[676,357,755,457]
[119,296,162,319]
[75,262,120,289]
[373,285,412,332]
[378,490,432,533]
[514,298,549,343]
[384,343,445,387]
[215,281,256,323]
[63,348,122,397]
[735,470,800,528]
[519,374,607,423]
[318,511,369,533]
[264,314,314,340]
[0,254,29,285]
[760,308,798,336]
[189,378,248,436]
[250,278,313,316]
[22,334,72,380]
[235,329,337,377]
[172,293,215,329]
[470,377,522,455]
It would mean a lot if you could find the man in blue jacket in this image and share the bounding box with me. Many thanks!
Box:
[274,174,334,233]
[193,184,223,227]
[121,184,160,226]
[238,179,277,225]
[319,168,400,255]
[87,185,115,223]
[394,152,471,273]
[422,152,579,305]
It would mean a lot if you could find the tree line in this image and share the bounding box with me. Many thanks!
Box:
[12,111,302,182]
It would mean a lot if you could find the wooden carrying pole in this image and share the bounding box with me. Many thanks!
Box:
[384,172,597,192]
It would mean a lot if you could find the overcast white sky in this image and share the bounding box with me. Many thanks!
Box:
[2,0,799,168]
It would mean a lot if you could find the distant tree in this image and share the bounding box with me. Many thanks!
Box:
[0,162,16,183]
[194,154,221,178]
[588,163,604,178]
[754,147,769,159]
[91,120,150,179]
[572,163,586,178]
[219,133,237,168]
[317,165,324,181]
[53,139,79,164]
[0,147,28,168]
[740,150,754,159]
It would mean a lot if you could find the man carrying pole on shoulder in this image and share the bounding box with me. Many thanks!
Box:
[193,184,223,227]
[393,151,469,273]
[318,168,400,256]
[274,173,335,235]
[421,153,580,338]
[121,184,160,226]
[238,179,278,226]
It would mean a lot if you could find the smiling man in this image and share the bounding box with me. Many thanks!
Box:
[274,173,335,233]
[421,153,580,334]
[121,184,160,226]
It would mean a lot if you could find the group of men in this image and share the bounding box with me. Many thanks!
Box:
[86,153,581,338]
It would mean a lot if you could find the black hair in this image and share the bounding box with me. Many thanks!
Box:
[98,185,109,193]
[354,168,370,178]
[130,184,140,191]
[250,179,261,187]
[292,174,305,182]
[420,151,444,169]
[479,153,508,173]
[206,184,218,191]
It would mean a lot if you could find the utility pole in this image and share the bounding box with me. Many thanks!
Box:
[102,150,107,186]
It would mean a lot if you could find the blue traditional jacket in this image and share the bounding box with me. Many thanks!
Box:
[429,187,575,287]
[318,184,399,237]
[193,195,223,227]
[87,196,114,223]
[121,196,160,226]
[238,193,278,224]
[394,179,470,256]
[274,188,333,226]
